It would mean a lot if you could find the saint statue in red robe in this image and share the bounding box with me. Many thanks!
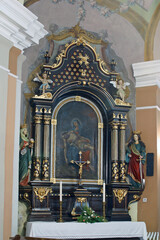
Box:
[126,131,146,188]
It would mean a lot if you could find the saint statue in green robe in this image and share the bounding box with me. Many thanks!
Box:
[19,124,34,186]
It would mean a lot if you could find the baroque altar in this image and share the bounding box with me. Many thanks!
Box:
[19,37,143,223]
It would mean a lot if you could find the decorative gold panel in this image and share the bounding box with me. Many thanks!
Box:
[113,189,127,203]
[34,187,52,203]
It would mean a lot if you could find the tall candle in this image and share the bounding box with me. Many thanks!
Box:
[60,181,62,201]
[103,182,105,202]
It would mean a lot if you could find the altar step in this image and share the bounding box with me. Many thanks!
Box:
[147,232,159,240]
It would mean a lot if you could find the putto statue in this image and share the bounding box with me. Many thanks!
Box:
[19,124,34,186]
[125,131,146,189]
[33,71,53,94]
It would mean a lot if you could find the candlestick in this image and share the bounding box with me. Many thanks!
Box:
[103,182,105,202]
[58,201,63,222]
[103,202,106,219]
[60,181,62,201]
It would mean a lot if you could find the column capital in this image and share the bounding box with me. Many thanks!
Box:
[119,123,126,130]
[34,115,43,124]
[111,122,119,130]
[44,116,51,125]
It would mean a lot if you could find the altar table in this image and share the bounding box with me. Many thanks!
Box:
[26,221,147,240]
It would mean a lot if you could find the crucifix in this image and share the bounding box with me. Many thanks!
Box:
[70,151,90,185]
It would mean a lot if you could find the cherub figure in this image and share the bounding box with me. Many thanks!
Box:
[33,72,53,94]
[110,78,130,102]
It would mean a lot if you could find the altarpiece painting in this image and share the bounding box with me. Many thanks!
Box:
[53,98,102,182]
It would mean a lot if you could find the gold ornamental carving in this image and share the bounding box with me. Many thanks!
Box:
[112,162,119,182]
[113,189,127,203]
[50,178,56,184]
[34,187,52,203]
[23,193,31,205]
[98,179,103,185]
[42,159,49,180]
[77,197,87,206]
[35,107,43,113]
[75,96,82,102]
[34,115,42,124]
[115,98,131,107]
[98,123,104,129]
[51,119,57,125]
[33,158,41,179]
[33,92,52,99]
[44,116,51,125]
[111,122,119,130]
[44,108,52,114]
[120,124,126,130]
[47,24,107,47]
[120,162,126,182]
[128,195,140,208]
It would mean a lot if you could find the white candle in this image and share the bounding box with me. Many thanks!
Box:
[60,181,62,201]
[103,182,105,202]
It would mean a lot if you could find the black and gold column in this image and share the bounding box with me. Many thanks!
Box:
[111,122,119,183]
[119,123,127,183]
[33,106,43,181]
[42,107,52,181]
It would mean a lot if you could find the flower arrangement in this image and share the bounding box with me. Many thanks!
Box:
[77,206,106,223]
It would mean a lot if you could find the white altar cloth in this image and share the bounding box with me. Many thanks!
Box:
[26,221,147,240]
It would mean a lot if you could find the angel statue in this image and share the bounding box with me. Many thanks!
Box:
[110,78,130,102]
[33,71,53,94]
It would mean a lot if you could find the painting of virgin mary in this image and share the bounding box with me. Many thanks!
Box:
[62,119,94,164]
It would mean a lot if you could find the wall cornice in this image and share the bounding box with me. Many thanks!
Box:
[132,60,160,88]
[0,0,48,50]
